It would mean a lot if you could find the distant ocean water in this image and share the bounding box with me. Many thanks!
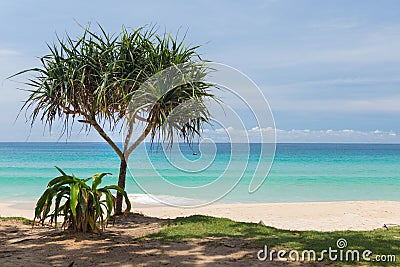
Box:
[0,142,399,204]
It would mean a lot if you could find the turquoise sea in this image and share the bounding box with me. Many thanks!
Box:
[0,142,399,204]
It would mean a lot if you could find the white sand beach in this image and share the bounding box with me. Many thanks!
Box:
[1,200,399,231]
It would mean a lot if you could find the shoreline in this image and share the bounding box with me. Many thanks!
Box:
[1,200,399,231]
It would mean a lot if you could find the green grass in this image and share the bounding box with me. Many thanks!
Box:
[2,214,398,266]
[146,215,400,266]
[0,216,32,225]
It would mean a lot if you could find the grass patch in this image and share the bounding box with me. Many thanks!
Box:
[146,215,400,266]
[0,216,32,225]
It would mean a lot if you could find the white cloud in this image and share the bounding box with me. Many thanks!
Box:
[218,23,400,70]
[272,77,400,88]
[266,94,400,114]
[200,126,400,143]
[0,49,19,56]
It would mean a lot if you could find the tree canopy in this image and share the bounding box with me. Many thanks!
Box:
[14,24,216,213]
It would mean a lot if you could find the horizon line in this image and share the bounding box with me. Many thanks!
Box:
[0,141,399,145]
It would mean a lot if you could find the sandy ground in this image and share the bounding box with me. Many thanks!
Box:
[1,200,400,231]
[0,214,323,267]
[136,201,400,231]
[1,201,398,266]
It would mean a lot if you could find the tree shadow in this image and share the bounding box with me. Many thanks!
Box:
[2,214,396,266]
[148,215,400,266]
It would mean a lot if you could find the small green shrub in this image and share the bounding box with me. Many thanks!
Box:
[34,167,131,233]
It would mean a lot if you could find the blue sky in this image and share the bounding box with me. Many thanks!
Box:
[1,0,399,142]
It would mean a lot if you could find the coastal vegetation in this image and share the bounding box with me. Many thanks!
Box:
[33,167,130,233]
[148,215,400,267]
[13,24,215,214]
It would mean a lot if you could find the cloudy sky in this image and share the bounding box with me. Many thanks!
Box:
[1,0,399,143]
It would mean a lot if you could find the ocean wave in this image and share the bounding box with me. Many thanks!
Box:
[128,193,201,205]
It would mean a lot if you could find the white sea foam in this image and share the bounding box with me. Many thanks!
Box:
[128,194,200,206]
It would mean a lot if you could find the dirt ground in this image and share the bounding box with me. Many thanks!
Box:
[0,214,330,267]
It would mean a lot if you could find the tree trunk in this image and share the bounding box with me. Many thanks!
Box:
[115,159,127,214]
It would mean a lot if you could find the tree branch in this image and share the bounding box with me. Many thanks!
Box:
[61,105,83,116]
[125,123,152,157]
[90,119,124,161]
[134,115,148,122]
[123,119,134,155]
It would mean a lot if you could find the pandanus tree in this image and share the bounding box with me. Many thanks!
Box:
[14,25,215,214]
